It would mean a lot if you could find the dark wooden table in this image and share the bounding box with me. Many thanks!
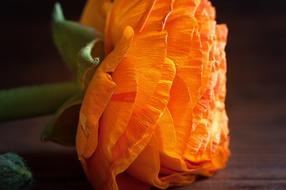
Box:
[1,95,286,190]
[1,0,286,189]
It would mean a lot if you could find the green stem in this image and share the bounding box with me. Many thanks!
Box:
[0,82,79,122]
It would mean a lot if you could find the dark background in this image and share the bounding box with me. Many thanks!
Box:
[0,0,286,189]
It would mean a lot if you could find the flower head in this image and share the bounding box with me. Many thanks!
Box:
[77,0,229,189]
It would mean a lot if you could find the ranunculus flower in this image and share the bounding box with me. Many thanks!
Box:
[76,0,230,189]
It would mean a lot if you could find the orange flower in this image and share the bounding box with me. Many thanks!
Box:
[77,0,229,189]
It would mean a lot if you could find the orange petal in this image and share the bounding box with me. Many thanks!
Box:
[98,55,138,160]
[127,137,168,189]
[207,23,229,171]
[105,0,174,53]
[118,57,176,189]
[80,0,111,33]
[164,0,230,176]
[105,0,156,52]
[87,49,138,190]
[140,0,174,33]
[156,106,190,173]
[83,30,173,190]
[128,133,197,188]
[183,6,229,173]
[76,26,134,160]
[117,172,151,190]
[79,0,230,189]
[166,2,204,155]
[111,56,175,175]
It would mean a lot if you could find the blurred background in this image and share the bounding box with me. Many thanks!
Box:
[0,0,286,189]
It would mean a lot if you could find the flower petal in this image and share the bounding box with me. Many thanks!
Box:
[82,30,173,190]
[105,0,156,52]
[156,108,190,173]
[105,0,174,53]
[140,0,174,32]
[117,172,151,190]
[183,4,229,173]
[166,2,204,156]
[76,26,134,160]
[80,0,111,33]
[111,55,176,178]
[127,137,167,189]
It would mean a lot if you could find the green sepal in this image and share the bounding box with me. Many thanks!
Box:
[78,39,104,90]
[41,39,104,146]
[41,93,82,146]
[52,2,101,73]
[42,11,105,146]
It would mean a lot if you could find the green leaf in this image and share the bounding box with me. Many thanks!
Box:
[41,93,82,146]
[78,39,104,90]
[52,2,102,73]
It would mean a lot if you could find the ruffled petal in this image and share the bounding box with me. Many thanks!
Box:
[127,137,167,189]
[164,0,229,177]
[181,1,218,170]
[125,57,176,189]
[83,30,173,190]
[76,26,134,163]
[105,0,174,53]
[140,0,174,33]
[165,1,204,156]
[111,55,175,181]
[105,0,157,52]
[83,41,139,190]
[155,108,198,186]
[78,0,230,189]
[183,4,229,174]
[207,24,229,171]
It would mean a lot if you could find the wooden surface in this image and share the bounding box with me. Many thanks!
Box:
[1,97,286,190]
[1,0,286,189]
